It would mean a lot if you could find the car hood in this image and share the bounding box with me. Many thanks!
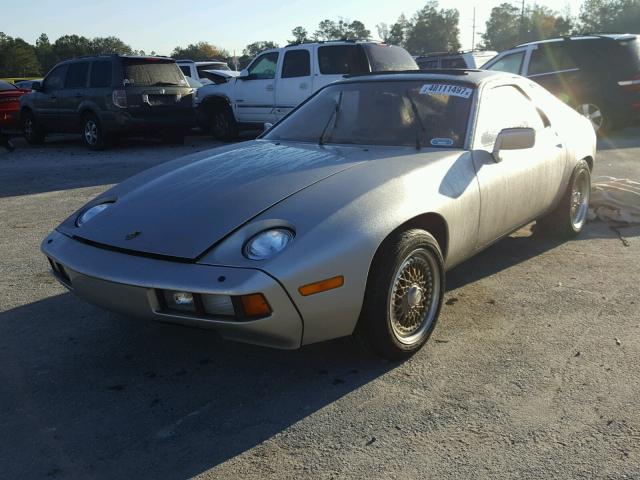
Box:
[61,141,363,260]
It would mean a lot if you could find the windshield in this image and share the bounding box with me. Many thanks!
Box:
[122,59,187,87]
[365,45,419,71]
[0,80,18,91]
[264,80,473,148]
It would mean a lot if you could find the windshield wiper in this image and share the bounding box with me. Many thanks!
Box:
[151,82,181,86]
[405,90,427,150]
[319,91,344,146]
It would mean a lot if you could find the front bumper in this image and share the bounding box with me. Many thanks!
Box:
[41,231,303,349]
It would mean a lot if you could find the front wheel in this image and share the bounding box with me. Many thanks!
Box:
[22,110,45,145]
[538,159,591,238]
[358,229,445,360]
[82,113,109,150]
[209,105,238,141]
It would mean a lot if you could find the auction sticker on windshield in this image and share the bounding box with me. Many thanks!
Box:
[420,84,473,99]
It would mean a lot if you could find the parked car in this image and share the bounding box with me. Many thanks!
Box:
[20,55,197,150]
[415,50,497,70]
[14,79,43,90]
[0,80,30,130]
[195,40,418,139]
[483,33,640,132]
[42,70,595,359]
[176,60,239,85]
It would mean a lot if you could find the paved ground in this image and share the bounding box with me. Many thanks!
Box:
[0,129,638,479]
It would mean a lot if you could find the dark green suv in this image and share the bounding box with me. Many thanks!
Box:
[20,55,196,150]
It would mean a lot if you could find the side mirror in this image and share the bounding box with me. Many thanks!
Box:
[492,127,535,162]
[31,81,42,91]
[263,122,273,132]
[238,70,250,80]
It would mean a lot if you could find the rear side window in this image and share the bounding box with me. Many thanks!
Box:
[65,62,89,88]
[364,44,418,72]
[486,52,525,75]
[247,52,279,79]
[179,65,191,76]
[90,61,112,88]
[617,38,640,74]
[441,57,467,69]
[282,50,311,78]
[417,58,439,69]
[122,60,187,87]
[528,43,577,76]
[318,45,369,75]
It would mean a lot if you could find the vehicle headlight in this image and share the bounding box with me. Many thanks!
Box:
[76,202,113,226]
[244,228,294,260]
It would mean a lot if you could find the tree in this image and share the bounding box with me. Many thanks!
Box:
[89,36,133,55]
[313,18,371,41]
[387,14,411,46]
[289,26,309,44]
[171,41,229,61]
[52,34,92,61]
[579,0,640,33]
[238,41,279,69]
[0,33,41,77]
[404,1,461,55]
[35,33,57,74]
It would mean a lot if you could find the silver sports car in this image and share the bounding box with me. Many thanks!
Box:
[42,70,596,359]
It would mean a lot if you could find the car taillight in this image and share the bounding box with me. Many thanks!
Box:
[618,74,640,92]
[112,89,127,108]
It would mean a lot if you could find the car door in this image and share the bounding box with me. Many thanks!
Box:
[314,44,369,90]
[472,83,565,247]
[234,51,279,124]
[483,48,529,75]
[525,42,581,104]
[274,48,313,119]
[57,61,89,131]
[34,64,67,129]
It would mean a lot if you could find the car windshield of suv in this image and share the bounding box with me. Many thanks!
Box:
[364,44,418,71]
[264,80,474,148]
[0,80,18,91]
[122,59,187,87]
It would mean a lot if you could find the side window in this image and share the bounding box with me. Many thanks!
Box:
[317,45,369,74]
[247,52,279,79]
[477,85,545,147]
[417,59,439,69]
[89,61,112,88]
[179,65,191,77]
[528,43,577,76]
[65,62,89,88]
[485,51,525,75]
[43,65,67,91]
[441,57,467,69]
[281,50,311,78]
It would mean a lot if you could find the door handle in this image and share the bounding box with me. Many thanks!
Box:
[555,143,563,148]
[266,84,274,92]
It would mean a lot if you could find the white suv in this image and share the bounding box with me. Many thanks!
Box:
[194,41,418,139]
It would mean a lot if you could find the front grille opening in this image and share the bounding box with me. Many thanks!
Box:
[48,257,72,286]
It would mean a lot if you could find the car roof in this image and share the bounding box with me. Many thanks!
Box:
[339,69,511,86]
[176,60,226,65]
[516,33,637,47]
[416,50,497,59]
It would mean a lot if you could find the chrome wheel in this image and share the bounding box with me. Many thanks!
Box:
[24,118,33,138]
[388,248,441,345]
[570,168,590,230]
[577,103,604,132]
[84,119,98,145]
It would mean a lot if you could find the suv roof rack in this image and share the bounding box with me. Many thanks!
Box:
[343,68,479,79]
[285,39,381,48]
[515,32,635,48]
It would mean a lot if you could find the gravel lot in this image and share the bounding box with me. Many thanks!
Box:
[1,129,639,479]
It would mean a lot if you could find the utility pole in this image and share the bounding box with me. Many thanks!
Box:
[520,0,526,42]
[471,7,476,51]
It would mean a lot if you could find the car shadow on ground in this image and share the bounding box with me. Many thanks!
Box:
[0,221,635,478]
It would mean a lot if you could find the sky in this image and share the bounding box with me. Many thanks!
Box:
[2,0,584,55]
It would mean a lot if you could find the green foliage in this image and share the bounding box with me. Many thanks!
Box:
[289,26,310,44]
[579,0,640,33]
[313,18,371,41]
[171,42,229,61]
[0,32,41,76]
[404,1,461,54]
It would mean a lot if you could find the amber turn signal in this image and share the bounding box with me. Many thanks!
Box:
[298,276,344,296]
[239,293,272,318]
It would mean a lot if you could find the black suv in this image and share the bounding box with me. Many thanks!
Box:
[20,55,196,149]
[483,34,640,132]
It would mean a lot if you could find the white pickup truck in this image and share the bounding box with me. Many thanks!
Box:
[194,41,418,139]
[176,60,239,85]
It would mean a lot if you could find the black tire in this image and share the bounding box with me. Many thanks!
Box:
[209,104,238,141]
[81,113,109,150]
[22,110,45,145]
[538,159,591,238]
[357,229,445,360]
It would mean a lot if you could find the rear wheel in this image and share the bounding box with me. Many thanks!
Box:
[358,229,445,360]
[22,110,45,145]
[82,113,109,150]
[538,159,591,238]
[575,101,613,134]
[209,104,238,141]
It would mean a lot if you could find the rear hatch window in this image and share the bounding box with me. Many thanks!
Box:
[364,44,418,71]
[122,59,187,87]
[617,38,640,74]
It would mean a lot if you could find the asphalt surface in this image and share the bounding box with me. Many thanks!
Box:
[0,129,638,479]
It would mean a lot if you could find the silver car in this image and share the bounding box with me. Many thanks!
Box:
[42,71,596,359]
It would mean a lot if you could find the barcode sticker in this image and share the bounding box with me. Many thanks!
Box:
[419,84,473,99]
